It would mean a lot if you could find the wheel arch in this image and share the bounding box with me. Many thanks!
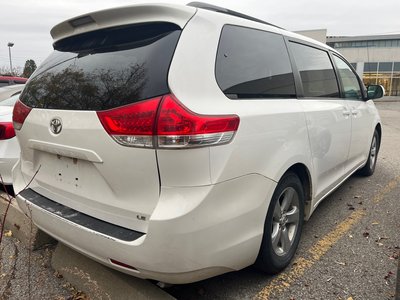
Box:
[285,163,313,220]
[375,123,382,150]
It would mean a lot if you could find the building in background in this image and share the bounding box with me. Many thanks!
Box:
[297,30,400,96]
[327,34,400,96]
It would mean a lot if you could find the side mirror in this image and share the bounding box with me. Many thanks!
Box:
[367,85,385,100]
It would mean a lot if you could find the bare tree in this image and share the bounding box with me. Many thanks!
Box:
[0,65,23,77]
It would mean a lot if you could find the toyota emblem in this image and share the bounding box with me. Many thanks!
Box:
[50,118,62,135]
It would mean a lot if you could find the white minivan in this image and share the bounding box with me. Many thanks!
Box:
[12,2,383,284]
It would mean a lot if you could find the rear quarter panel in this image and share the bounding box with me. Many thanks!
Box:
[167,11,313,185]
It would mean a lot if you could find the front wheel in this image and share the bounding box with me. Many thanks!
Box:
[358,129,380,176]
[255,171,304,274]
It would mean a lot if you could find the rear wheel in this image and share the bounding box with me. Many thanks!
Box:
[358,129,380,176]
[255,171,304,274]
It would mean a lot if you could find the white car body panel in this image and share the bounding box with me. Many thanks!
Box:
[345,99,378,173]
[14,109,160,233]
[12,3,382,284]
[0,105,19,184]
[300,99,352,202]
[166,10,313,187]
[50,3,196,42]
[14,169,275,283]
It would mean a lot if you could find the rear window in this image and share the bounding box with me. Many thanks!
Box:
[20,22,181,110]
[216,25,296,99]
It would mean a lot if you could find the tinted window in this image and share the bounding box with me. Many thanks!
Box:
[332,55,362,99]
[216,25,296,99]
[378,62,393,72]
[20,23,181,110]
[365,62,378,72]
[289,42,339,98]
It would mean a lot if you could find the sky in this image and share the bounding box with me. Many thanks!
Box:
[1,0,400,71]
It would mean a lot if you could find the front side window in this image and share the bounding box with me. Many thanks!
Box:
[289,42,339,98]
[332,55,362,100]
[216,25,296,99]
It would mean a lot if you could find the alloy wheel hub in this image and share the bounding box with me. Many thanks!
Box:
[279,214,288,227]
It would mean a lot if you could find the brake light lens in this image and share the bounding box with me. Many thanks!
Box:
[156,95,239,148]
[97,97,162,148]
[13,100,32,131]
[0,122,15,140]
[97,94,240,148]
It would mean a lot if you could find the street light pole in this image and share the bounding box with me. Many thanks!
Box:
[7,42,14,76]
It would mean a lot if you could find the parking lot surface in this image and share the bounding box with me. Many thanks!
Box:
[0,237,78,299]
[167,101,400,299]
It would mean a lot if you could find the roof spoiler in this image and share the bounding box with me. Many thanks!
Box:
[50,4,196,44]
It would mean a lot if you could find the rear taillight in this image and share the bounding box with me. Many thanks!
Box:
[156,94,239,148]
[97,97,162,148]
[13,100,32,131]
[97,94,240,149]
[0,122,15,140]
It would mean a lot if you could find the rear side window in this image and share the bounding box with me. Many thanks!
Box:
[216,25,296,99]
[289,42,339,98]
[20,22,181,110]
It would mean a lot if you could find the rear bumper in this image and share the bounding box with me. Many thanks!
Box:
[15,173,276,283]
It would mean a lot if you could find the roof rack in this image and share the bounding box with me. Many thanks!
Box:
[187,2,283,29]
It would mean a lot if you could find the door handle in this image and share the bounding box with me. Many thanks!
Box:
[343,110,351,117]
[350,106,359,117]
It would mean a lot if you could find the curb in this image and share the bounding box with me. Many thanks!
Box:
[375,97,400,103]
[375,100,400,103]
[52,243,175,300]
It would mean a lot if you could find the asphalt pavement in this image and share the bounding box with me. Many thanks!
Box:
[0,236,80,299]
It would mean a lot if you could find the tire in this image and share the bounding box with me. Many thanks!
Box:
[358,129,380,176]
[255,171,304,274]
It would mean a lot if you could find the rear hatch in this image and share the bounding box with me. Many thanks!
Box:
[13,7,195,233]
